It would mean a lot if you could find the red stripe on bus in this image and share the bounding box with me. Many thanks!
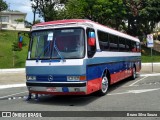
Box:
[34,19,88,26]
[86,78,101,94]
[110,69,132,84]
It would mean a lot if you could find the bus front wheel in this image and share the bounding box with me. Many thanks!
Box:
[98,75,109,96]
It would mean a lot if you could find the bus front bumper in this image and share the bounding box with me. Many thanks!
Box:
[26,81,87,95]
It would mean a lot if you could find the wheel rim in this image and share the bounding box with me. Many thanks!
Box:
[133,68,136,79]
[101,76,108,93]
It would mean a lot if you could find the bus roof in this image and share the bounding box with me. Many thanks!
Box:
[33,19,139,42]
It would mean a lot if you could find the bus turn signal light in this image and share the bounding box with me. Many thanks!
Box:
[80,76,86,81]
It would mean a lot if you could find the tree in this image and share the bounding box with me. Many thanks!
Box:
[0,0,8,30]
[59,0,86,19]
[34,19,41,24]
[60,0,126,30]
[31,0,39,24]
[30,0,160,39]
[123,0,160,38]
[30,0,67,22]
[0,0,7,12]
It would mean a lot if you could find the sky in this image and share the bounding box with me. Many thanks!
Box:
[4,0,39,23]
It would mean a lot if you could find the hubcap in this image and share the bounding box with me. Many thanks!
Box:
[133,68,136,79]
[102,76,108,93]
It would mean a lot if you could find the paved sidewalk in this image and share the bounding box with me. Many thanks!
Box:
[0,72,25,85]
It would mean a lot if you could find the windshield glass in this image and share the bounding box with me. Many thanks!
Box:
[29,28,85,59]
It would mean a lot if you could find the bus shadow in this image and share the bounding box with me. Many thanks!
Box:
[108,78,132,92]
[107,74,141,93]
[26,94,99,106]
[26,77,138,106]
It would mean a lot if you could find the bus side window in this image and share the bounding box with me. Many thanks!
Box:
[87,28,96,58]
[98,30,109,51]
[130,41,136,52]
[126,39,131,52]
[119,37,126,52]
[109,34,118,51]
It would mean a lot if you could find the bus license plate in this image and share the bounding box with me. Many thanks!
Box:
[46,87,56,92]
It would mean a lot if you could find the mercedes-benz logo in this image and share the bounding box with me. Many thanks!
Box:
[48,75,53,81]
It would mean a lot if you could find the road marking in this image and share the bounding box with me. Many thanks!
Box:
[129,76,148,86]
[0,91,28,99]
[0,84,25,89]
[108,88,160,96]
[122,85,139,88]
[141,73,160,77]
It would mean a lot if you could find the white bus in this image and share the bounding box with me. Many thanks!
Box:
[26,19,141,97]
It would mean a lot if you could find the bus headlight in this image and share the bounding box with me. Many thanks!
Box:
[67,76,79,81]
[27,76,36,80]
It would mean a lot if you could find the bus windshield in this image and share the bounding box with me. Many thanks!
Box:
[29,28,85,59]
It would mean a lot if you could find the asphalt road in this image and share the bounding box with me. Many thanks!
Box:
[0,73,160,120]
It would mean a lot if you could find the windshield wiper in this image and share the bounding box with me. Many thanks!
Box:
[36,41,51,62]
[53,38,65,62]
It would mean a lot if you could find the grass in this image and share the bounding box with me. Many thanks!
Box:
[0,30,160,68]
[141,45,160,63]
[0,30,29,68]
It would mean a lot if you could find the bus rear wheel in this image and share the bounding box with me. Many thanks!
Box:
[131,67,136,80]
[98,75,109,96]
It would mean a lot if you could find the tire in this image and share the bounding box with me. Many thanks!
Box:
[131,67,136,80]
[98,74,109,96]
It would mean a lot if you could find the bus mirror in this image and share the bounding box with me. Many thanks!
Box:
[88,32,96,46]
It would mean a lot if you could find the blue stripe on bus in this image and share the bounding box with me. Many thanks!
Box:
[26,56,141,82]
[26,66,86,75]
[26,74,85,82]
[86,60,140,81]
[86,56,140,65]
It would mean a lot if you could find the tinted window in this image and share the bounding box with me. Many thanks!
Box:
[126,39,132,52]
[109,34,119,51]
[119,37,126,52]
[98,31,109,51]
[131,41,137,52]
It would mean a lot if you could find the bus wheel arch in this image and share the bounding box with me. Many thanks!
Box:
[98,69,110,96]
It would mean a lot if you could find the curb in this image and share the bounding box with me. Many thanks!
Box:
[142,63,160,66]
[0,68,25,73]
[0,84,26,90]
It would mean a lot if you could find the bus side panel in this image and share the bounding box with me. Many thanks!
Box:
[86,61,128,83]
[86,59,139,93]
[86,62,128,93]
[86,64,102,94]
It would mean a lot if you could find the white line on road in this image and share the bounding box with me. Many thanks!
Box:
[108,88,160,96]
[0,91,28,99]
[0,84,26,89]
[140,73,160,77]
[129,76,148,86]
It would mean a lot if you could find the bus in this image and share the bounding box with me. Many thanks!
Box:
[26,19,141,97]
